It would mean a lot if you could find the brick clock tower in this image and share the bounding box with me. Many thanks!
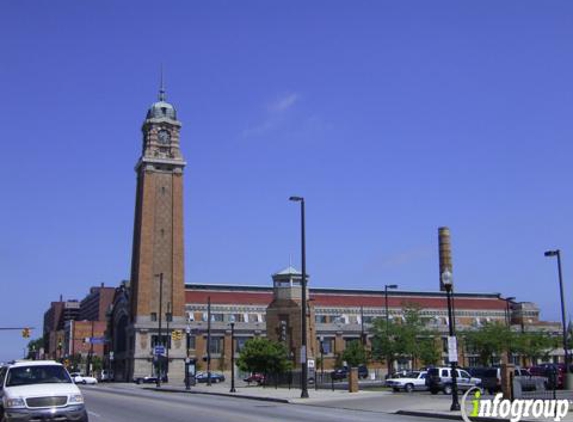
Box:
[128,84,187,380]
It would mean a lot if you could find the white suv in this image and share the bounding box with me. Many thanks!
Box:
[0,360,88,422]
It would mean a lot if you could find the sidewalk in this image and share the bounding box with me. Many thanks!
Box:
[119,382,573,422]
[143,382,387,404]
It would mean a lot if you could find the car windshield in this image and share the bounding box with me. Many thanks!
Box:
[6,365,72,386]
[405,371,419,378]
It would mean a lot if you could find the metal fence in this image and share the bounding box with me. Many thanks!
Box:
[257,370,386,391]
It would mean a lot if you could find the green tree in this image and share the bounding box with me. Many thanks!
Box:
[371,304,440,369]
[91,356,103,373]
[511,331,558,364]
[236,338,292,375]
[26,338,44,360]
[463,322,512,366]
[418,337,441,366]
[341,340,367,367]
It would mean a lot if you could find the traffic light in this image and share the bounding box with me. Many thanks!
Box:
[279,321,287,342]
[21,327,31,338]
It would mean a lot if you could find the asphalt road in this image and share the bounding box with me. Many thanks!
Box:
[81,386,450,422]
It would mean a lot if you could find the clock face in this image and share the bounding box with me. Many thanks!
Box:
[157,129,171,145]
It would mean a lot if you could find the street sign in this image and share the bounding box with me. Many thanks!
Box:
[89,337,106,345]
[154,345,166,356]
[447,336,458,363]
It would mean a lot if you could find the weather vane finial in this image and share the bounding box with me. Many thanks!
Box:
[159,64,166,101]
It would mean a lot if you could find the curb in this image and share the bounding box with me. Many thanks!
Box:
[143,387,290,403]
[396,410,538,422]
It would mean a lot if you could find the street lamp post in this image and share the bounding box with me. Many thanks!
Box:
[207,296,212,387]
[230,321,236,393]
[166,302,172,382]
[289,195,309,399]
[360,305,365,346]
[319,336,324,384]
[504,297,516,364]
[504,297,516,327]
[544,249,570,385]
[185,324,191,390]
[441,269,460,411]
[384,284,398,377]
[156,273,164,388]
[87,320,94,376]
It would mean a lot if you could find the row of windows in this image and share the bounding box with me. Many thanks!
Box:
[315,315,376,324]
[186,312,266,323]
[181,312,505,326]
[149,334,363,356]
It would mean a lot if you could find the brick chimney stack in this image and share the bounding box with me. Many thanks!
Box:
[438,227,453,291]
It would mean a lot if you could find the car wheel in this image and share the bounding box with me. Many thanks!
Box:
[405,383,414,393]
[443,385,453,395]
[82,380,87,385]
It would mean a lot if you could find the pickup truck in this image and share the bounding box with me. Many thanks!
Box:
[478,366,546,394]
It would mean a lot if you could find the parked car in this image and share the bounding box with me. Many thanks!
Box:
[472,366,545,394]
[426,367,481,395]
[243,373,266,385]
[98,370,114,382]
[386,370,410,379]
[529,364,571,390]
[0,360,88,422]
[70,372,98,385]
[195,371,225,383]
[331,365,369,381]
[133,375,168,384]
[386,370,428,393]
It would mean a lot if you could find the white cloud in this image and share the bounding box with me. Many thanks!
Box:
[242,92,300,138]
[364,246,433,272]
[268,93,299,113]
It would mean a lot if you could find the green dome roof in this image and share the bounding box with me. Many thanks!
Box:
[147,100,177,120]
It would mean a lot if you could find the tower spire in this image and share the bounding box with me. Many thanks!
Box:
[159,65,166,102]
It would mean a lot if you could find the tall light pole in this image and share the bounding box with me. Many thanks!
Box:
[207,296,212,387]
[289,195,309,399]
[319,335,324,383]
[544,249,570,385]
[155,273,164,388]
[230,321,236,393]
[166,301,172,381]
[441,269,460,411]
[384,284,398,376]
[87,320,94,376]
[185,323,191,390]
[504,297,516,327]
[504,297,516,364]
[360,305,365,346]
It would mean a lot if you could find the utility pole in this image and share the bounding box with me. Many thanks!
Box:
[207,296,212,386]
[156,273,164,388]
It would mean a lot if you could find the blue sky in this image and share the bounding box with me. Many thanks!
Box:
[1,1,572,361]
